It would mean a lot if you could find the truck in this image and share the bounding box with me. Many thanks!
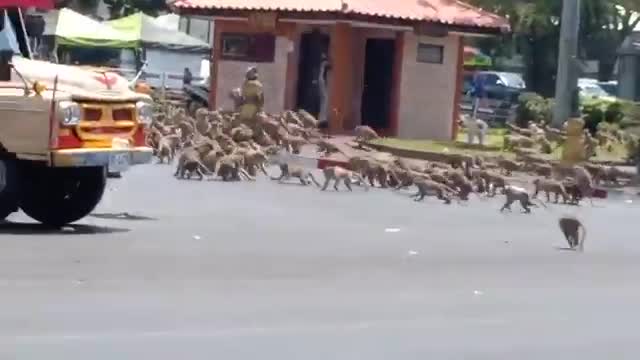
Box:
[0,5,153,227]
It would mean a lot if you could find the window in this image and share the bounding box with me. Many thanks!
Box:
[220,33,276,63]
[416,43,443,64]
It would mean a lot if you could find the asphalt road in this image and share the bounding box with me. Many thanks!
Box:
[1,163,639,359]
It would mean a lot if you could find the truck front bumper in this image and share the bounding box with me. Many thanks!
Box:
[51,147,153,170]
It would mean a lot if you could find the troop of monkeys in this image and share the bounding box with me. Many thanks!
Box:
[146,103,629,216]
[145,102,596,251]
[146,103,380,186]
[501,119,640,165]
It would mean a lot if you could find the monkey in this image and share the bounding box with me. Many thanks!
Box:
[497,158,521,176]
[348,156,371,177]
[156,134,181,164]
[354,125,380,142]
[271,163,321,187]
[601,166,635,186]
[173,140,217,180]
[363,160,395,188]
[297,109,319,128]
[537,136,553,154]
[477,170,507,197]
[316,139,340,156]
[532,178,569,203]
[500,185,540,213]
[542,123,567,143]
[243,150,269,177]
[573,165,596,205]
[506,122,535,137]
[411,178,458,204]
[173,148,211,180]
[230,125,254,142]
[444,153,473,170]
[194,108,211,136]
[513,147,539,160]
[321,166,369,192]
[216,160,254,181]
[282,133,307,154]
[558,216,587,252]
[561,179,582,205]
[283,110,305,128]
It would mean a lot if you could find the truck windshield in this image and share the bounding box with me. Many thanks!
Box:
[0,10,21,55]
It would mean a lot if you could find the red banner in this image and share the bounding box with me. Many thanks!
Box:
[0,0,53,9]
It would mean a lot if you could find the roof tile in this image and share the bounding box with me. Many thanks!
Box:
[173,0,509,30]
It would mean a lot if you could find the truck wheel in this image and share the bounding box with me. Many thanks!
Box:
[0,159,19,220]
[19,166,107,227]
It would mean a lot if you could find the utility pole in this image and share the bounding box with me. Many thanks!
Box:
[552,0,581,128]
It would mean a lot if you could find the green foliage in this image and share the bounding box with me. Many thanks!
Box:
[103,0,167,19]
[515,90,640,133]
[515,92,553,127]
[468,0,640,88]
[582,98,607,135]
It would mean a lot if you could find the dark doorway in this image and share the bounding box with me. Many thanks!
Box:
[295,29,330,119]
[361,38,395,131]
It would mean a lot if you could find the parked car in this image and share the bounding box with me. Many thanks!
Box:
[577,79,617,102]
[461,71,525,125]
[597,80,618,97]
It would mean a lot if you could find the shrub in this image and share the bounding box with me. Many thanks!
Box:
[516,92,553,127]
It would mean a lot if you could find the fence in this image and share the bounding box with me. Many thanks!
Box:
[459,95,517,127]
[113,68,207,88]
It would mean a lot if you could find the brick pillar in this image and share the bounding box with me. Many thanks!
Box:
[451,36,464,140]
[328,22,353,134]
[209,20,222,110]
[389,31,405,137]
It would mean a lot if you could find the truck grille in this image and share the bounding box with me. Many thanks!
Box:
[76,103,138,145]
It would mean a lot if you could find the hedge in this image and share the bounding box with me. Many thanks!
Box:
[516,93,640,132]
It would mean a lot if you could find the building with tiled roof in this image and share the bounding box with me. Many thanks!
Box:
[171,0,509,139]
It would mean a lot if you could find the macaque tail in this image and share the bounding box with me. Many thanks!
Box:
[530,198,549,209]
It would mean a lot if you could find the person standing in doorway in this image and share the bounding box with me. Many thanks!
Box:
[317,53,331,126]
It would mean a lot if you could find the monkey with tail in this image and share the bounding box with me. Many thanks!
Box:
[558,216,587,252]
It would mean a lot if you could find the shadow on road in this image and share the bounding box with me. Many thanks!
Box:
[554,246,579,252]
[0,221,130,235]
[89,212,158,221]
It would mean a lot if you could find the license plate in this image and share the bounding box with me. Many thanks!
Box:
[108,152,130,172]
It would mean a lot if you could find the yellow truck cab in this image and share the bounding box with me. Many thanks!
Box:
[0,7,153,226]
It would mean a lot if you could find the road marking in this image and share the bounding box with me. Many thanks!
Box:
[0,318,509,344]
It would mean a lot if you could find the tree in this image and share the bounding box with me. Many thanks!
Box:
[468,0,640,92]
[468,0,562,96]
[581,0,640,81]
[103,0,167,19]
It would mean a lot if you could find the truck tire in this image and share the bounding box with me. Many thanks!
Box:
[0,159,19,220]
[19,166,107,227]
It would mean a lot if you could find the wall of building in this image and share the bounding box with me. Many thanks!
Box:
[397,33,461,140]
[213,21,292,113]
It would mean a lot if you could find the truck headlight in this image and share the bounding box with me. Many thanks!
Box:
[136,101,153,126]
[58,101,81,126]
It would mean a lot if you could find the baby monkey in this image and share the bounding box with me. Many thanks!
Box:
[558,216,586,252]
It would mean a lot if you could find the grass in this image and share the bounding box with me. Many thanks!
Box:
[369,128,629,164]
[369,129,511,158]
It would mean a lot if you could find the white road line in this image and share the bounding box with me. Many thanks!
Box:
[0,318,507,344]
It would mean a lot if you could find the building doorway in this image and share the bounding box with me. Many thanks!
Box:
[295,29,330,119]
[361,38,395,131]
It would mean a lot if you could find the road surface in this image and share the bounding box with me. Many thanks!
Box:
[0,164,639,359]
